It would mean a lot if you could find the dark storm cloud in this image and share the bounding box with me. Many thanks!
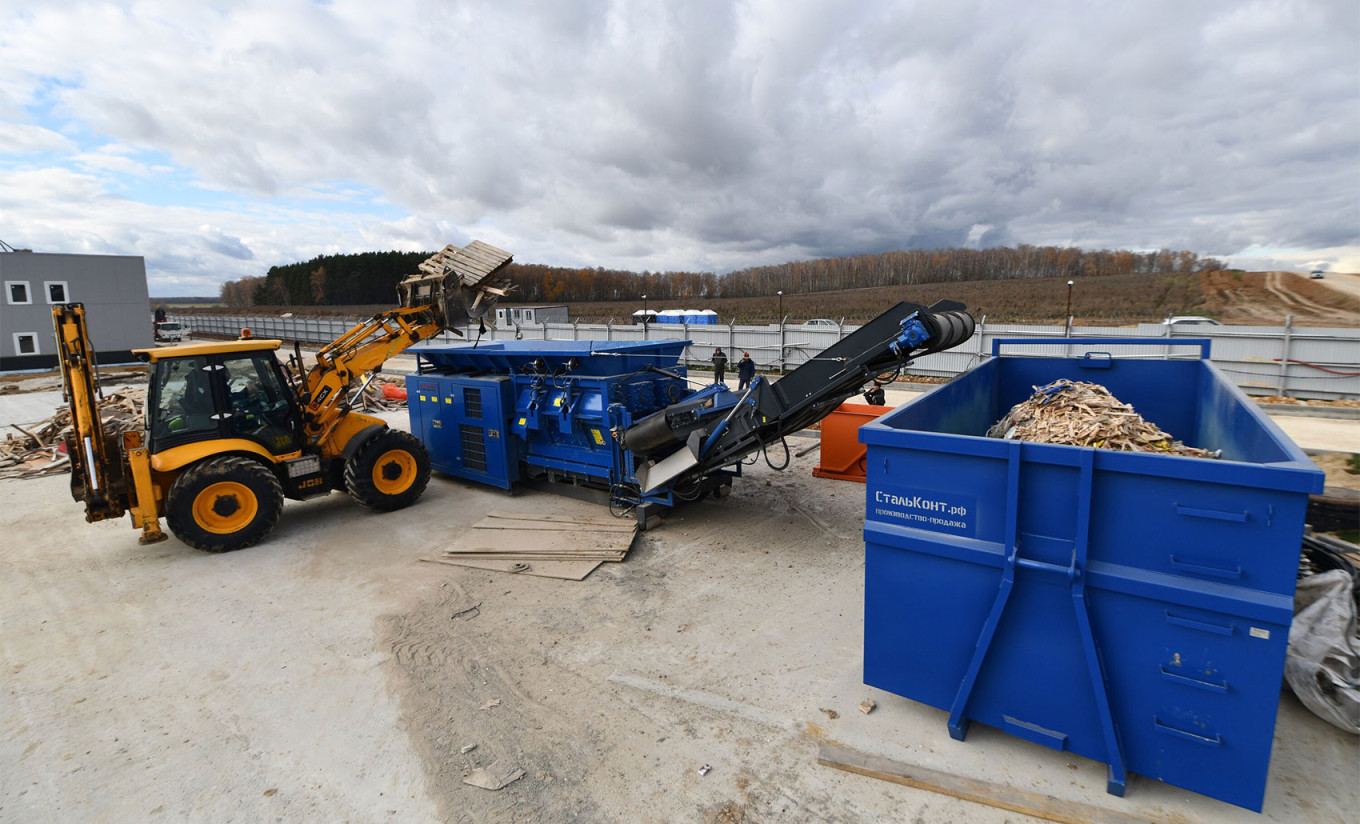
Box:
[2,0,1357,292]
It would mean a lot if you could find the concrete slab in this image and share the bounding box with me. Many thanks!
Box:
[2,444,1354,822]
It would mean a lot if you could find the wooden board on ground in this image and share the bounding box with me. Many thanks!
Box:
[425,504,638,580]
[817,742,1157,824]
[420,556,603,582]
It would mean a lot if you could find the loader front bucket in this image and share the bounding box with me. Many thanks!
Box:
[398,240,515,329]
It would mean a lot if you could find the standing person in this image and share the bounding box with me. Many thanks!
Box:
[737,351,756,391]
[711,348,729,386]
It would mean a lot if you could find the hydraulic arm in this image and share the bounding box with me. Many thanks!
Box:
[53,304,166,543]
[624,300,975,493]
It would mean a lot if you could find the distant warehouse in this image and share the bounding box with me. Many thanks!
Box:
[1,250,153,371]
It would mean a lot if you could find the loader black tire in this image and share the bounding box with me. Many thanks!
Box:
[344,429,431,512]
[166,456,284,552]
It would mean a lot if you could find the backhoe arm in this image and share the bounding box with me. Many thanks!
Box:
[53,303,125,519]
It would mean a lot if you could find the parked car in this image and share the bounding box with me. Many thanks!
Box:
[801,318,839,328]
[1161,316,1221,326]
[1310,270,1326,279]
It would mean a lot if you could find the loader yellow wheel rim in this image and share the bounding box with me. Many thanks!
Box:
[192,481,258,534]
[372,450,417,495]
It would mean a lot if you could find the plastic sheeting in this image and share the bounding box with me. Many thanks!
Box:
[1286,570,1360,734]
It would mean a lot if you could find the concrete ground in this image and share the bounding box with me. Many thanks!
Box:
[2,402,1357,823]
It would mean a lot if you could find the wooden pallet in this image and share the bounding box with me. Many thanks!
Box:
[421,510,638,580]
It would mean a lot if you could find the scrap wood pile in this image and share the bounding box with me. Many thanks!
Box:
[357,375,409,412]
[986,379,1219,459]
[1,389,146,480]
[421,511,638,581]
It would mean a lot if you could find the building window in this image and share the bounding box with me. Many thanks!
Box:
[13,333,38,355]
[5,281,30,305]
[45,282,69,303]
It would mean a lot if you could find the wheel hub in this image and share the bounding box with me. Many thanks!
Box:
[212,495,240,518]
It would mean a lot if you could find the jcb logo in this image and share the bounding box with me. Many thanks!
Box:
[299,477,324,489]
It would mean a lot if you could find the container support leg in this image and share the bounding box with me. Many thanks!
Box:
[1068,449,1126,796]
[948,441,1023,741]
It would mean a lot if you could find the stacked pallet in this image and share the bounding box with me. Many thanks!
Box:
[422,511,638,580]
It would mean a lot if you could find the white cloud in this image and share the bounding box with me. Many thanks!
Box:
[0,0,1355,296]
[0,121,76,153]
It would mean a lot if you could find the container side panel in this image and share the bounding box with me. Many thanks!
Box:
[1087,470,1308,596]
[961,569,1108,760]
[863,540,1004,709]
[1089,589,1288,812]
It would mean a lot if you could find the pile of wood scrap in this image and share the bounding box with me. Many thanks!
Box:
[986,379,1219,459]
[357,376,409,412]
[422,511,638,580]
[1,389,145,480]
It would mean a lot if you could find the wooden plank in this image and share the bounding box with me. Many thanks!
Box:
[448,241,512,282]
[440,515,636,562]
[817,742,1155,824]
[485,511,636,530]
[440,554,624,563]
[420,556,602,581]
[443,531,633,556]
[479,514,636,536]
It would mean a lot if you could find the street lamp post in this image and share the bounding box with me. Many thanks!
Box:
[1065,280,1074,320]
[642,293,648,324]
[777,290,783,321]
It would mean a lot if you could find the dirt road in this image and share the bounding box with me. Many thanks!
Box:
[1206,270,1360,325]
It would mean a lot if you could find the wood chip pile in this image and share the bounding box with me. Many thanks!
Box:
[986,379,1219,459]
[1,389,146,480]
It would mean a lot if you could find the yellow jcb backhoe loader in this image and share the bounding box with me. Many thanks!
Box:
[53,240,514,552]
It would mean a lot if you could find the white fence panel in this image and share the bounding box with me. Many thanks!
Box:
[170,313,1359,400]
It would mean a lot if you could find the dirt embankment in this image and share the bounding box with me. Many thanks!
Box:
[1201,271,1360,326]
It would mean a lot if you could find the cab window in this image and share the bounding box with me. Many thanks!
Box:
[152,356,218,442]
[220,355,298,454]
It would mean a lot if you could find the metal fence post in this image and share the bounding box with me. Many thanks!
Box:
[1278,315,1293,397]
[778,317,786,372]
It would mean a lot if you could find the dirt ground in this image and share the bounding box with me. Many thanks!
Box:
[4,434,1356,823]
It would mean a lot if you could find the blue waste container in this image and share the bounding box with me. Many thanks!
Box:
[859,339,1323,812]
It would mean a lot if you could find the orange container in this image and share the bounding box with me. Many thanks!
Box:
[812,402,893,483]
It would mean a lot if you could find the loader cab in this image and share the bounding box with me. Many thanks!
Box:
[140,340,302,458]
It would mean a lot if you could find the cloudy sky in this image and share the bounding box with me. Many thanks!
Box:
[2,0,1357,296]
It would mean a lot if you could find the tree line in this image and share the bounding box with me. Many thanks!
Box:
[220,245,1224,308]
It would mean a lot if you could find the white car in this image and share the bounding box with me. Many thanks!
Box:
[801,318,839,328]
[1161,316,1221,326]
[1310,270,1325,279]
